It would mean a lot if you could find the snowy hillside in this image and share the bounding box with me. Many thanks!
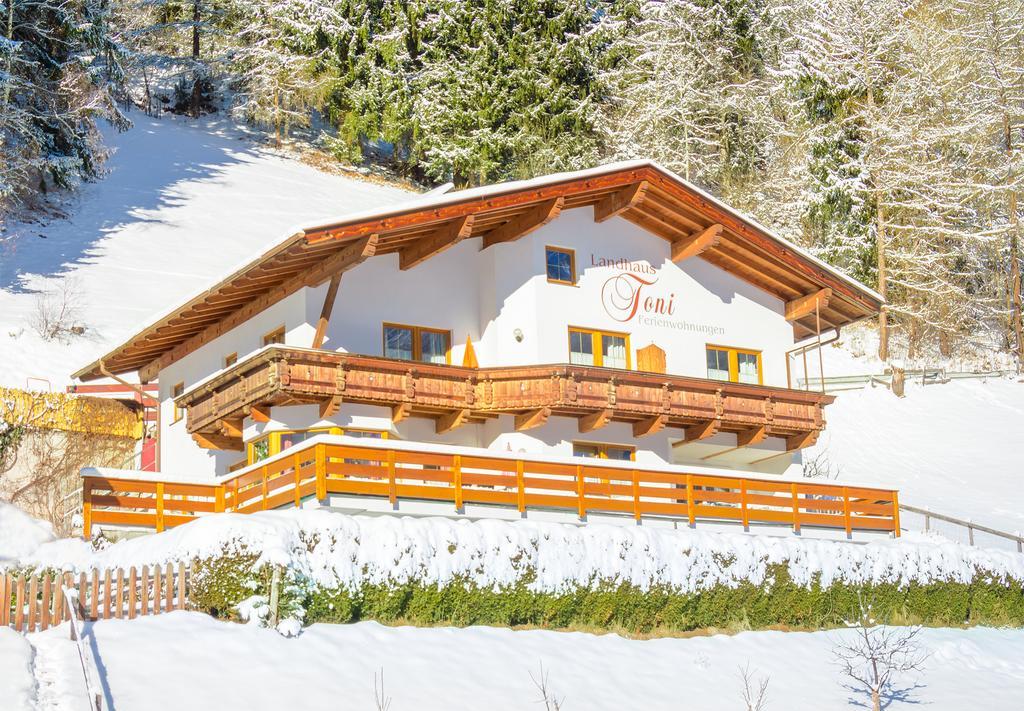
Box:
[8,612,1024,711]
[812,378,1024,536]
[0,114,416,389]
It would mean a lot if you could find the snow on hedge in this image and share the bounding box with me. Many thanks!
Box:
[0,501,56,563]
[21,509,1024,591]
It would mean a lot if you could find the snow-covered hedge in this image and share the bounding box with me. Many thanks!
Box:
[19,510,1024,634]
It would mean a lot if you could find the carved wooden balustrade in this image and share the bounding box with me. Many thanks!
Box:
[178,347,833,451]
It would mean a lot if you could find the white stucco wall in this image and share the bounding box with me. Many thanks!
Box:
[156,206,800,477]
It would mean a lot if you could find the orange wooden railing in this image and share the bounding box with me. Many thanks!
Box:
[82,441,900,537]
[1,563,188,633]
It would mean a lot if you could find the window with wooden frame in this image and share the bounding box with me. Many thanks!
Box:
[382,323,451,364]
[573,442,635,496]
[246,427,390,465]
[572,442,635,461]
[171,382,184,423]
[262,326,285,347]
[567,327,631,369]
[545,246,576,285]
[224,352,238,368]
[705,345,762,385]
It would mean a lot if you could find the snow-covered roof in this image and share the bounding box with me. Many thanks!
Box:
[75,160,883,381]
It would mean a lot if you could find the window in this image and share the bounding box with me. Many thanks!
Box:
[706,346,762,385]
[568,328,630,369]
[171,382,184,423]
[224,352,238,368]
[573,442,635,461]
[545,246,576,285]
[383,323,451,364]
[246,427,389,465]
[263,326,285,347]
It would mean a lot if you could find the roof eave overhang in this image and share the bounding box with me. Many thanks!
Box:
[74,160,882,382]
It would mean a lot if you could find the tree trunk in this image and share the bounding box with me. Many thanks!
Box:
[2,0,14,108]
[877,202,889,362]
[1005,113,1022,370]
[871,689,881,711]
[192,0,200,59]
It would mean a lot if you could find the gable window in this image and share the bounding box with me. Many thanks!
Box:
[706,346,762,385]
[263,326,285,347]
[383,323,451,364]
[568,327,630,369]
[171,382,185,423]
[546,246,576,285]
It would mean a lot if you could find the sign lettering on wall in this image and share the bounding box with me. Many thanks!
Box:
[592,254,726,337]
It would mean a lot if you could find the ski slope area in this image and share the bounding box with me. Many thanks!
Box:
[812,377,1024,537]
[12,612,1024,711]
[0,114,415,389]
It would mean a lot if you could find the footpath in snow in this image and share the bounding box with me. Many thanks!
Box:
[811,377,1024,536]
[0,113,415,389]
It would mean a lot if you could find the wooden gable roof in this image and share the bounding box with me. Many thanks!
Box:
[74,161,883,382]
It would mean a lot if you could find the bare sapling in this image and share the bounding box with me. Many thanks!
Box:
[530,661,564,711]
[832,597,928,711]
[374,668,391,711]
[30,277,85,342]
[738,662,770,711]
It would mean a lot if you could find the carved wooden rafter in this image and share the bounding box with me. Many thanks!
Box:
[515,407,551,432]
[482,198,564,249]
[399,215,475,271]
[593,181,648,223]
[785,288,832,322]
[671,224,722,263]
[578,408,613,433]
[436,408,470,434]
[632,414,667,438]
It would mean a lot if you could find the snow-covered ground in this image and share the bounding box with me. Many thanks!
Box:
[0,113,415,389]
[811,377,1024,537]
[9,612,1024,711]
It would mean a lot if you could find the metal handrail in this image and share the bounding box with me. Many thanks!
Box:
[900,503,1023,552]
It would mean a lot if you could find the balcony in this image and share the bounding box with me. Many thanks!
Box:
[178,347,833,456]
[81,436,900,537]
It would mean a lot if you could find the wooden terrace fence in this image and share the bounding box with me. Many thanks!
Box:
[82,440,901,537]
[2,563,188,633]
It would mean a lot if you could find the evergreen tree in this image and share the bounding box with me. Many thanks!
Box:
[0,0,129,215]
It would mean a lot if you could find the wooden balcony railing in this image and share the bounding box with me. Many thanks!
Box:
[179,347,833,451]
[82,438,900,538]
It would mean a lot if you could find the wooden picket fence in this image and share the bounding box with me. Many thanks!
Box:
[1,563,189,633]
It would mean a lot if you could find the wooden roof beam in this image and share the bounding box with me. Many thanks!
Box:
[481,197,564,249]
[138,235,378,382]
[399,215,475,271]
[786,288,832,322]
[436,408,470,434]
[250,406,271,423]
[593,181,648,223]
[672,419,720,447]
[701,425,766,461]
[515,407,551,432]
[632,414,667,438]
[672,224,722,263]
[578,408,613,433]
[192,432,243,451]
[391,403,412,424]
[320,394,343,418]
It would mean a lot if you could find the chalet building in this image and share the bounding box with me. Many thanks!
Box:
[74,162,899,538]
